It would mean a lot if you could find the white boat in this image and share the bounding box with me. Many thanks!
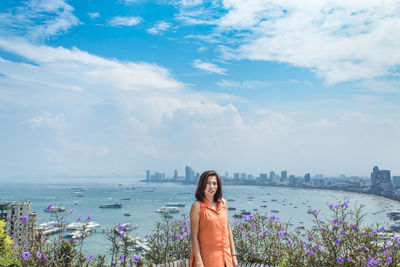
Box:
[124,212,132,216]
[65,229,91,239]
[44,206,65,213]
[165,202,185,207]
[66,221,100,230]
[156,207,179,213]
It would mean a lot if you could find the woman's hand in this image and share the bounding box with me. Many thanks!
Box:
[232,255,238,267]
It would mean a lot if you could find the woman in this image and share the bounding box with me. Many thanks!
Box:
[190,170,238,267]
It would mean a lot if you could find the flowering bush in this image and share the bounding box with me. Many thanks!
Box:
[231,200,400,266]
[2,200,400,266]
[143,213,191,264]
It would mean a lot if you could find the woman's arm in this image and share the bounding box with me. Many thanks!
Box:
[224,199,238,267]
[190,201,204,267]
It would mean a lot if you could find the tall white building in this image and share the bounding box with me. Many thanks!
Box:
[0,202,37,244]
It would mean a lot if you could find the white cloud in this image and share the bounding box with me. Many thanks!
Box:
[217,79,270,89]
[358,80,400,94]
[192,59,227,75]
[0,37,183,91]
[147,21,172,35]
[24,112,65,129]
[108,16,142,27]
[176,0,400,85]
[0,0,79,40]
[88,12,100,20]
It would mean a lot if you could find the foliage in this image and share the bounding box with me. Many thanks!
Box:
[231,200,400,266]
[0,220,21,266]
[143,213,191,264]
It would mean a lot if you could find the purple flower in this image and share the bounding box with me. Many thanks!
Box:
[249,249,254,253]
[46,205,53,211]
[21,216,28,223]
[335,238,340,245]
[106,232,109,236]
[120,232,125,237]
[119,255,125,264]
[320,248,325,253]
[118,225,124,231]
[88,256,93,261]
[234,220,238,225]
[387,257,392,263]
[22,251,30,259]
[329,204,333,209]
[244,233,249,238]
[76,216,81,222]
[259,235,263,239]
[347,257,352,262]
[332,219,337,225]
[257,229,262,233]
[379,226,385,232]
[341,231,346,237]
[320,227,326,231]
[343,201,349,208]
[335,204,340,209]
[336,257,343,264]
[313,209,318,215]
[371,230,377,235]
[6,216,10,222]
[248,215,254,220]
[70,209,76,213]
[36,251,42,258]
[134,256,140,263]
[269,216,275,220]
[87,216,92,221]
[351,224,358,231]
[12,242,17,249]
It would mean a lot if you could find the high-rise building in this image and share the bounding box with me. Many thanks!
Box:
[146,170,150,181]
[371,166,392,194]
[304,173,311,183]
[0,202,37,244]
[240,173,247,181]
[185,166,195,183]
[269,171,276,184]
[281,170,287,181]
[259,173,268,184]
[233,173,240,182]
[393,176,400,189]
[174,169,178,181]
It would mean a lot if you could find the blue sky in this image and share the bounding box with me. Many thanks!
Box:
[0,0,399,179]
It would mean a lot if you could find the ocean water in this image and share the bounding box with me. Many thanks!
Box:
[1,178,399,258]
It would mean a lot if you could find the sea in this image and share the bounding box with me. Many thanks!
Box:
[1,177,399,258]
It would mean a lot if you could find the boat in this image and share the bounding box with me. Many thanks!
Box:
[156,207,179,213]
[271,199,278,202]
[233,214,243,218]
[307,209,314,214]
[165,203,185,207]
[99,203,122,208]
[241,210,251,215]
[120,223,138,231]
[227,199,235,202]
[227,207,236,210]
[124,212,132,216]
[44,206,65,213]
[387,211,400,220]
[65,229,91,239]
[260,205,267,208]
[271,210,279,213]
[122,198,131,200]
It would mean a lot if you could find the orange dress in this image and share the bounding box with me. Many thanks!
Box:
[190,199,233,267]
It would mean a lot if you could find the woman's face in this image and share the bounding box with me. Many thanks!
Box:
[204,175,218,199]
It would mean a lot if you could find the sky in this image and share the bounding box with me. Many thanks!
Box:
[0,0,399,179]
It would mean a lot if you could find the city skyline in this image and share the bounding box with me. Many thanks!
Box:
[1,1,400,179]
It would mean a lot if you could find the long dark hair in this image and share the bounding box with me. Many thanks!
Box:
[195,170,223,202]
